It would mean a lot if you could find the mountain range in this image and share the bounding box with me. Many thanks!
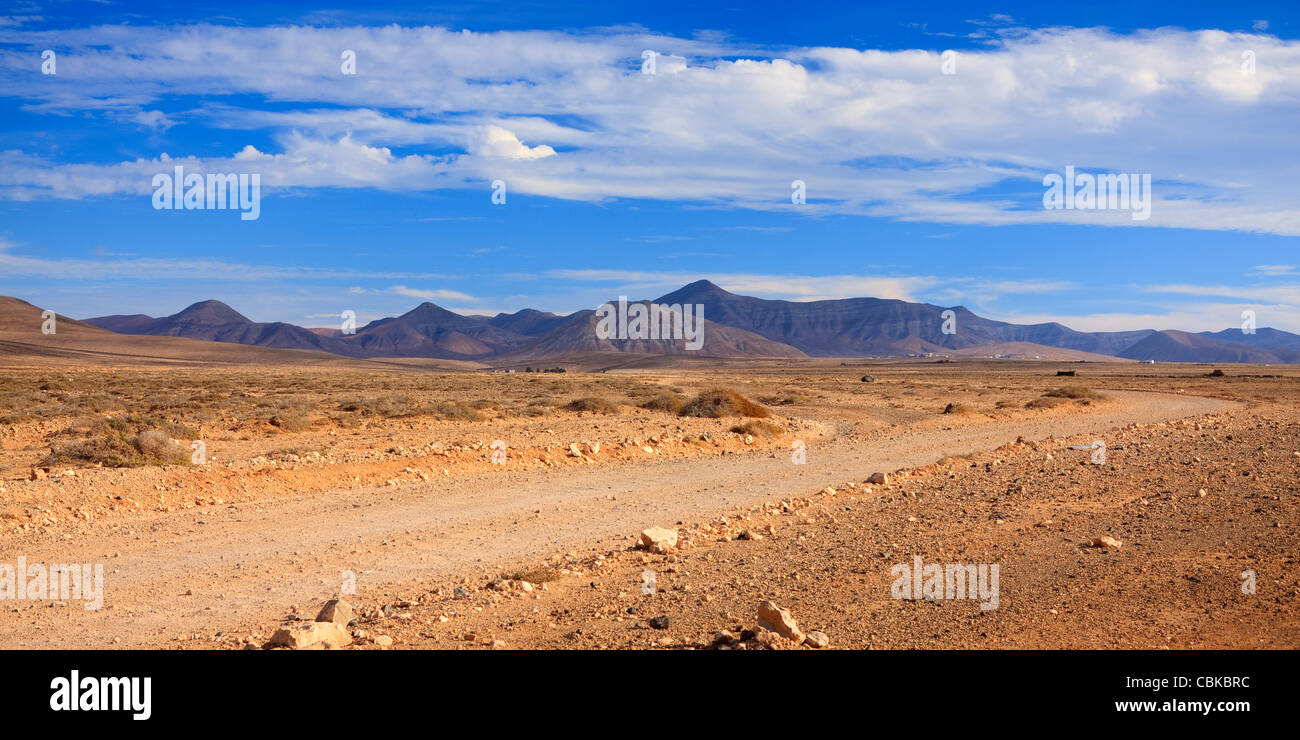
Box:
[73,280,1300,364]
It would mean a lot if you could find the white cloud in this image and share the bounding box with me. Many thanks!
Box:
[472,125,556,160]
[0,23,1297,232]
[390,285,477,302]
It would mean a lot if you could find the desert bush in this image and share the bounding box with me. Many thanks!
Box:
[92,415,198,439]
[338,396,417,418]
[269,414,313,432]
[1025,397,1069,409]
[133,429,190,463]
[1043,386,1105,400]
[506,568,561,584]
[729,419,785,437]
[42,428,190,467]
[565,397,620,414]
[758,393,810,406]
[678,388,771,419]
[430,402,484,421]
[639,392,685,413]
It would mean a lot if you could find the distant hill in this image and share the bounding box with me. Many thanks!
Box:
[1118,330,1300,364]
[51,279,1300,364]
[487,308,571,337]
[343,302,536,359]
[0,296,365,367]
[1198,327,1300,353]
[86,300,357,356]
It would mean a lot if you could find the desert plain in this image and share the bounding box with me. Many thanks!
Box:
[1,342,1296,651]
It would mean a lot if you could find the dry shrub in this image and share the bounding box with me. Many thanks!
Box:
[338,396,415,418]
[565,397,620,414]
[133,429,190,463]
[42,428,190,467]
[730,419,785,437]
[506,568,561,584]
[639,392,685,413]
[758,393,810,406]
[270,414,312,432]
[1043,386,1105,400]
[431,401,484,421]
[1025,397,1069,409]
[93,415,198,440]
[678,388,771,419]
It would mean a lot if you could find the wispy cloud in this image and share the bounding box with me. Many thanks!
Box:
[390,285,477,302]
[0,250,459,281]
[545,269,1074,303]
[1249,264,1295,276]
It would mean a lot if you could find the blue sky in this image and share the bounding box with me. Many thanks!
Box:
[1,0,1298,332]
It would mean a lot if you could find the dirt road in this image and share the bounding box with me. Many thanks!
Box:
[0,390,1235,648]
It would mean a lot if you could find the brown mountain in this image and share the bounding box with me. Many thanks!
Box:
[0,296,361,367]
[86,300,358,356]
[342,303,537,359]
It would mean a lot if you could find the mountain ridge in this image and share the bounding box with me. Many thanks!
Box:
[60,281,1300,364]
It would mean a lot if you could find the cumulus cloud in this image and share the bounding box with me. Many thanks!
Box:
[472,125,556,160]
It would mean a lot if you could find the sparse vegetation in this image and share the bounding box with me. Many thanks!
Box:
[42,428,191,468]
[730,419,785,437]
[506,568,561,584]
[565,397,620,414]
[269,413,312,432]
[758,392,810,406]
[639,392,685,413]
[679,388,772,418]
[430,401,484,421]
[1043,385,1105,400]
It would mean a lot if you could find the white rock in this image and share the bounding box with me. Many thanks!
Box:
[757,600,804,643]
[639,526,678,554]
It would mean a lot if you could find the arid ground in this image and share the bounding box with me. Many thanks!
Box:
[1,358,1295,649]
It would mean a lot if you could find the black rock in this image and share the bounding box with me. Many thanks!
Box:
[649,616,670,629]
